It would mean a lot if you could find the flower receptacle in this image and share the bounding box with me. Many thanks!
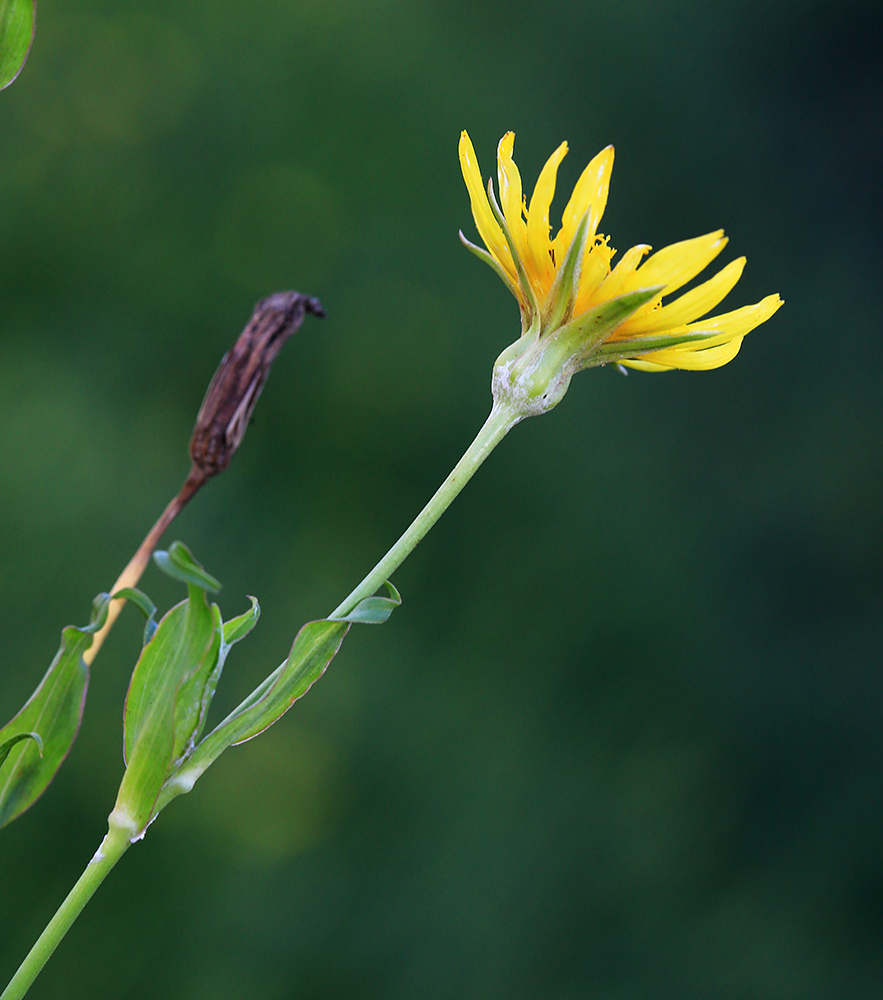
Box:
[491,286,664,419]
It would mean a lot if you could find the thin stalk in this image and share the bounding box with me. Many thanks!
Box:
[329,398,519,619]
[83,468,206,666]
[0,824,132,1000]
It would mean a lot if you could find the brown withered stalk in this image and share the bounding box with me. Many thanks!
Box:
[83,292,325,666]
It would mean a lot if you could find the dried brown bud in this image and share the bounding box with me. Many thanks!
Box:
[189,291,325,480]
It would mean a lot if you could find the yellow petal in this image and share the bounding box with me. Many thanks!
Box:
[459,131,514,281]
[572,238,615,314]
[526,141,568,291]
[682,293,784,337]
[628,231,727,296]
[496,132,530,269]
[625,293,783,370]
[591,243,651,302]
[619,257,746,335]
[557,145,614,254]
[619,357,675,372]
[640,336,745,371]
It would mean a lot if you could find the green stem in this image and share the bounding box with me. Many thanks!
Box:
[1,824,132,1000]
[329,398,519,619]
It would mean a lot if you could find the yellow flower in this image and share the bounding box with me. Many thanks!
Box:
[459,130,782,373]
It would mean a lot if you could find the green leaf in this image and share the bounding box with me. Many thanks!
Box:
[222,596,260,646]
[0,594,110,829]
[171,601,224,761]
[114,583,219,837]
[154,541,222,593]
[178,598,260,756]
[153,618,351,817]
[112,586,158,645]
[0,731,43,767]
[0,0,35,91]
[332,581,402,624]
[153,582,403,820]
[225,620,349,746]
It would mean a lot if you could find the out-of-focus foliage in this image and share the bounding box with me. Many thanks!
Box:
[1,1,881,998]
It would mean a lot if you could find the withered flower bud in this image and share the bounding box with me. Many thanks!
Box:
[79,293,324,667]
[189,291,325,481]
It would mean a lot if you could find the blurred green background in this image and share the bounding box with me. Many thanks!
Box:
[1,0,881,997]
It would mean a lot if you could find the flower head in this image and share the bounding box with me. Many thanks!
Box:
[459,131,782,408]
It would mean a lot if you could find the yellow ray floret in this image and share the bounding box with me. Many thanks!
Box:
[459,130,782,371]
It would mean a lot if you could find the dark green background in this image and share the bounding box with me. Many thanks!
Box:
[1,0,881,997]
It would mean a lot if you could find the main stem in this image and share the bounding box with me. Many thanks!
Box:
[0,824,132,1000]
[329,399,518,619]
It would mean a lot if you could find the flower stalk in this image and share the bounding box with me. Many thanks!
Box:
[330,398,518,619]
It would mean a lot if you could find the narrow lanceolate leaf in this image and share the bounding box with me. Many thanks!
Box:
[114,583,219,837]
[0,594,110,829]
[153,586,401,819]
[175,596,260,760]
[0,0,35,91]
[222,596,260,646]
[110,547,262,840]
[153,619,349,817]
